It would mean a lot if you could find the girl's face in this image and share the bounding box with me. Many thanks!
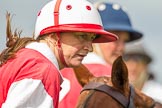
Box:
[99,31,130,65]
[59,32,96,68]
[124,55,148,89]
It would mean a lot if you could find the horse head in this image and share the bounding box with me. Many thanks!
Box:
[73,56,162,108]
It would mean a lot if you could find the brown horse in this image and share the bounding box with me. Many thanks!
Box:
[73,56,162,108]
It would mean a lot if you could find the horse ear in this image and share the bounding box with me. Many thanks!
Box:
[111,56,129,92]
[73,64,94,87]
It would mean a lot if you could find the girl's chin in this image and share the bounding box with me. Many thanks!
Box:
[69,61,82,67]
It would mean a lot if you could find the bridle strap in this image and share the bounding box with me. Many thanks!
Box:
[81,82,131,107]
[54,0,68,67]
[127,85,135,108]
[81,82,157,108]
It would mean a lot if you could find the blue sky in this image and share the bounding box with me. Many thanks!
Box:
[0,0,162,84]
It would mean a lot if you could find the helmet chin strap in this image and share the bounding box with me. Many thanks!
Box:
[54,0,68,67]
[56,32,68,67]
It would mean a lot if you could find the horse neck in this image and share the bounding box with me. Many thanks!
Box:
[73,64,94,87]
[134,88,155,107]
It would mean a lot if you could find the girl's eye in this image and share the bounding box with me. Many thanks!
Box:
[91,35,96,41]
[79,34,96,41]
[74,32,96,41]
[79,35,87,40]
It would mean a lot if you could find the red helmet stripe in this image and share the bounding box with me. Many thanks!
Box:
[54,0,62,26]
[40,24,103,35]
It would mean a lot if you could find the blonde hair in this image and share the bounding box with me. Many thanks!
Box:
[92,44,104,58]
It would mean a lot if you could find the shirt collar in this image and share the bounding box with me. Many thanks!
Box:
[25,42,63,83]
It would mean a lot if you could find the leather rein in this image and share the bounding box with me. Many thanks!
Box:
[81,82,156,108]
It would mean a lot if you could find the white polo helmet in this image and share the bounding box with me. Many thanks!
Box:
[35,0,118,43]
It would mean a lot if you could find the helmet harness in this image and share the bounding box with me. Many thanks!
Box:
[54,0,68,67]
